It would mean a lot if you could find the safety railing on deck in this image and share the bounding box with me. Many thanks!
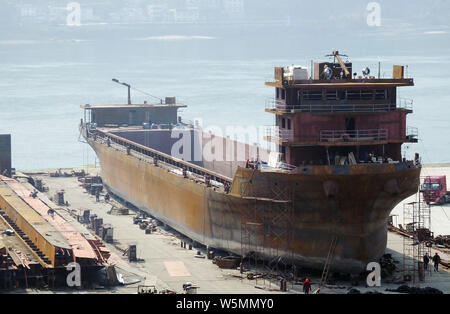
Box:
[85,125,233,185]
[320,129,388,142]
[406,126,419,140]
[265,126,294,142]
[265,98,413,113]
[398,98,414,111]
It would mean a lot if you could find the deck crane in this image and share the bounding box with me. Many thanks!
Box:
[326,50,351,79]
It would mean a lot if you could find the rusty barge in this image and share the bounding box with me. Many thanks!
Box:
[81,52,421,274]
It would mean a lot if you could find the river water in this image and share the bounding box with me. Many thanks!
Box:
[0,23,449,170]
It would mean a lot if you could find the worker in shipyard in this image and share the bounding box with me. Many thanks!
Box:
[342,133,350,142]
[423,253,430,270]
[30,190,38,198]
[224,182,231,194]
[432,253,441,272]
[303,278,312,294]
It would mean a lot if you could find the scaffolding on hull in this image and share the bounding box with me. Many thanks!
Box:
[402,190,432,284]
[239,179,296,290]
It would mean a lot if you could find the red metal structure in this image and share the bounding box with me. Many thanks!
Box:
[265,51,418,166]
[421,176,450,205]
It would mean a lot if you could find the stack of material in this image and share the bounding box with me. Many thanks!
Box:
[214,256,241,269]
[94,218,103,236]
[107,199,129,215]
[102,224,114,243]
[54,190,65,206]
[128,245,137,262]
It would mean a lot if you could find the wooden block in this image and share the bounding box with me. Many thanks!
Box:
[393,65,404,79]
[274,67,284,81]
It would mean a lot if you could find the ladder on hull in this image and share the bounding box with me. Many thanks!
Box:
[320,235,338,287]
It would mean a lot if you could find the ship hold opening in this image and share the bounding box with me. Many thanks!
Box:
[81,103,269,179]
[99,128,268,179]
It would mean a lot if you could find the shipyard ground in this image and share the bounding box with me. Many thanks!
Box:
[9,165,450,294]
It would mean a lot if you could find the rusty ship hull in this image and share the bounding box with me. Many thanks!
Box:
[84,128,420,273]
[81,52,421,274]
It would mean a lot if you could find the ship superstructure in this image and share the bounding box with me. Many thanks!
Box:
[265,50,417,167]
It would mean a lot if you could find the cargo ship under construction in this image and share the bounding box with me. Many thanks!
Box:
[81,51,421,274]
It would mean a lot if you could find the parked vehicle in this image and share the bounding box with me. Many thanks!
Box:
[421,176,450,205]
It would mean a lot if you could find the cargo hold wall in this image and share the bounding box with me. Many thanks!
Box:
[109,129,270,178]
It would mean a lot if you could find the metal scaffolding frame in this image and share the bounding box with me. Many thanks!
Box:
[402,191,432,284]
[239,181,296,290]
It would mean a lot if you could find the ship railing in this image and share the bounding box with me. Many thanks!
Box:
[265,98,408,113]
[265,126,294,142]
[320,129,389,142]
[91,129,233,186]
[179,118,199,128]
[265,98,287,110]
[406,126,419,140]
[397,98,413,111]
[261,162,297,172]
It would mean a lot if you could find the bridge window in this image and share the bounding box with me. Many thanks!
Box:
[326,90,338,100]
[347,90,374,101]
[361,90,373,100]
[375,90,388,100]
[303,90,322,101]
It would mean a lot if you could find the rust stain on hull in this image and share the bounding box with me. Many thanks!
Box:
[88,136,420,273]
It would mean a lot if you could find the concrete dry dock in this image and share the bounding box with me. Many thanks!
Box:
[20,165,449,294]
